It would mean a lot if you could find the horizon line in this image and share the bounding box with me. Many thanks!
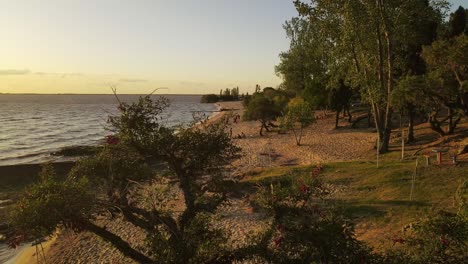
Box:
[0,92,210,96]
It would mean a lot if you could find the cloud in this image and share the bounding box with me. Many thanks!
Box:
[0,69,30,75]
[32,72,84,78]
[119,78,149,83]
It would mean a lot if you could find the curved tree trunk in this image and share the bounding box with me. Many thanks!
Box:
[84,220,154,263]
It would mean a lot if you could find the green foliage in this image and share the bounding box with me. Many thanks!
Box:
[244,91,282,136]
[385,211,468,264]
[204,87,240,102]
[420,33,468,134]
[6,95,242,263]
[108,96,240,262]
[328,79,353,111]
[290,0,449,152]
[108,95,170,152]
[279,97,315,145]
[8,164,94,247]
[200,94,219,103]
[447,6,467,37]
[275,16,329,109]
[392,75,428,112]
[70,143,152,204]
[246,165,376,263]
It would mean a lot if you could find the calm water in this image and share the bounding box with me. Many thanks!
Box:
[0,94,216,166]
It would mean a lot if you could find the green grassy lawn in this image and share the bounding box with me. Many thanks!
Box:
[241,152,467,251]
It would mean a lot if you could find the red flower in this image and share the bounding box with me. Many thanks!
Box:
[392,237,405,245]
[300,184,310,194]
[274,236,284,247]
[106,135,119,145]
[277,224,285,232]
[8,232,25,249]
[440,238,449,246]
[311,164,323,177]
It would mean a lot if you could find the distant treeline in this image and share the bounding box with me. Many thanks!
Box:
[200,87,241,103]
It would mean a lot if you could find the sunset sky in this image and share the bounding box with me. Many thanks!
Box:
[0,0,465,94]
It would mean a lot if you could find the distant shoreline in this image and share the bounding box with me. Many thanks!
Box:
[0,93,209,96]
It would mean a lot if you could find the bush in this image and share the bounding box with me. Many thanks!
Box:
[200,94,219,103]
[7,164,95,248]
[242,165,376,263]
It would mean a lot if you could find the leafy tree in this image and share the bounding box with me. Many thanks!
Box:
[275,17,329,109]
[244,92,281,136]
[7,96,241,263]
[421,34,468,135]
[392,75,428,142]
[7,163,154,263]
[280,97,315,145]
[329,79,353,129]
[447,6,467,37]
[200,94,219,103]
[293,0,448,153]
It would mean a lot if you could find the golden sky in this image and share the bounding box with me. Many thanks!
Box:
[0,0,296,94]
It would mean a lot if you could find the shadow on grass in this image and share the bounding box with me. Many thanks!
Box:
[327,198,430,219]
[369,200,429,207]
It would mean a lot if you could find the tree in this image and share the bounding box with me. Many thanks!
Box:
[280,97,315,145]
[421,34,468,135]
[329,79,353,129]
[293,0,448,153]
[255,84,261,93]
[244,93,281,136]
[392,75,428,142]
[275,17,329,109]
[200,94,219,103]
[447,6,467,38]
[7,95,242,263]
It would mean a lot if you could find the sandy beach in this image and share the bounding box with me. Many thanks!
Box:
[215,101,375,175]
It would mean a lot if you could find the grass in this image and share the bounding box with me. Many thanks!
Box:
[241,152,467,251]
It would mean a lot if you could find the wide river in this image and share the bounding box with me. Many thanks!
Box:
[0,94,217,166]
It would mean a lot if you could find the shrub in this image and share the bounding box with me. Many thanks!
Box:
[200,94,219,103]
[241,165,376,263]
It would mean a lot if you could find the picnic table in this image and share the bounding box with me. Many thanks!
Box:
[432,148,449,165]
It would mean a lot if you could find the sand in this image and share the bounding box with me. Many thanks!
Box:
[217,101,375,175]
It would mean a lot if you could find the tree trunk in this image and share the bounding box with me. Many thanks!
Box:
[447,107,453,134]
[429,114,446,137]
[407,106,415,143]
[448,115,461,135]
[335,110,340,129]
[346,106,352,122]
[367,108,372,128]
[84,221,154,263]
[296,126,303,146]
[379,128,392,153]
